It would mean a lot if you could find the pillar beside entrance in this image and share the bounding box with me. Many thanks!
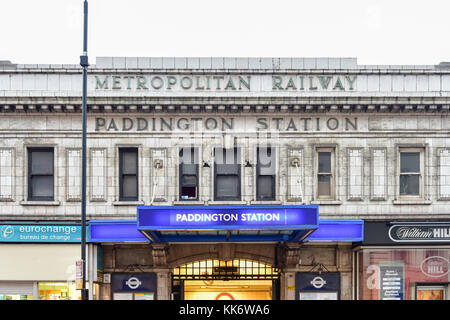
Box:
[152,244,171,300]
[281,272,296,300]
[156,271,171,300]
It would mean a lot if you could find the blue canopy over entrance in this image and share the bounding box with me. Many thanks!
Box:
[88,205,364,243]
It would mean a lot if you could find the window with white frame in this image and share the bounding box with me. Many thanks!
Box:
[28,148,54,201]
[316,147,335,200]
[214,148,241,201]
[256,147,276,201]
[399,148,424,198]
[179,147,199,200]
[119,147,138,201]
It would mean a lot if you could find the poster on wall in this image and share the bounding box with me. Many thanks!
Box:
[299,292,338,300]
[113,293,133,300]
[379,262,405,300]
[134,293,154,300]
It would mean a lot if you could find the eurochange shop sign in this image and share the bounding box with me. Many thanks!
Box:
[0,224,82,243]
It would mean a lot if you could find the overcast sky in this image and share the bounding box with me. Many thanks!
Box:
[1,0,449,65]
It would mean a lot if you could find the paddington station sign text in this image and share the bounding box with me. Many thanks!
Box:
[94,74,357,91]
[94,117,360,132]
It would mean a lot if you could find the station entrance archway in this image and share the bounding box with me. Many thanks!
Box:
[171,259,280,300]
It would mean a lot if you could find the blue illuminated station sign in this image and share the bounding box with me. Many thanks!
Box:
[137,205,319,242]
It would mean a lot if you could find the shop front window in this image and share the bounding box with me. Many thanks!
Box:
[358,248,450,300]
[38,282,81,300]
[0,294,32,300]
[416,286,446,300]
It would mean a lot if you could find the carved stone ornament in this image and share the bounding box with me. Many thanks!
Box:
[151,244,169,267]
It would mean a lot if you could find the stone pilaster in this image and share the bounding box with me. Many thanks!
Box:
[336,245,353,300]
[156,271,171,300]
[282,272,296,300]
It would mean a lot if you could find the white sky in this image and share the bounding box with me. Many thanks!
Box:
[1,0,449,65]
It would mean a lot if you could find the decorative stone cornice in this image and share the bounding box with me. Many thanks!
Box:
[2,57,450,74]
[1,101,449,114]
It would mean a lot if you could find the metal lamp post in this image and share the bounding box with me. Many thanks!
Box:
[80,0,89,301]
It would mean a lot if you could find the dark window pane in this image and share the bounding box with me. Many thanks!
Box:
[30,176,54,198]
[216,164,240,175]
[317,175,331,196]
[121,151,137,174]
[214,148,225,164]
[122,176,137,199]
[181,175,197,186]
[179,148,199,200]
[181,186,197,199]
[216,176,239,199]
[318,152,331,173]
[400,152,420,173]
[400,175,420,195]
[259,163,275,175]
[181,164,197,175]
[257,176,274,200]
[258,148,275,175]
[31,151,53,175]
[214,148,241,200]
[225,149,239,164]
[257,148,272,164]
[180,148,198,165]
[214,148,240,165]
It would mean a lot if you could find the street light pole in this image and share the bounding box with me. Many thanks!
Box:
[80,0,89,301]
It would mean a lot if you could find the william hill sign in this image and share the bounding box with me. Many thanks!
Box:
[389,224,450,242]
[94,74,357,92]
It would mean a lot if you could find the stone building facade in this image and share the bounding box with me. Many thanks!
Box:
[0,57,449,300]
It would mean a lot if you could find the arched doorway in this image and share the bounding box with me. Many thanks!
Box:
[171,259,280,300]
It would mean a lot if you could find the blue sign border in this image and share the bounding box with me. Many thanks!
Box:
[88,205,364,243]
[89,218,364,243]
[89,220,145,242]
[304,219,364,242]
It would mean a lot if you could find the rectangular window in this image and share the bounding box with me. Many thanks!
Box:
[399,148,423,198]
[179,147,199,200]
[316,148,335,199]
[214,148,241,201]
[28,148,54,201]
[119,148,138,201]
[256,147,276,200]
